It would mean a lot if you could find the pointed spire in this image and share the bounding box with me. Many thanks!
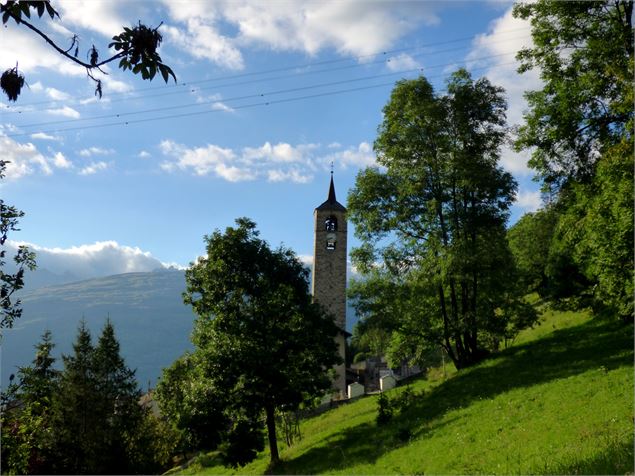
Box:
[327,171,337,203]
[316,170,346,212]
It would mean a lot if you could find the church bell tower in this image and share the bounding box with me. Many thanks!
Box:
[312,172,347,398]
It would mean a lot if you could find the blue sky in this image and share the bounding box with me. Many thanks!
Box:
[1,0,542,276]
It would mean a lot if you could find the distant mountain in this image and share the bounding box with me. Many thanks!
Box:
[2,269,194,390]
[2,269,360,389]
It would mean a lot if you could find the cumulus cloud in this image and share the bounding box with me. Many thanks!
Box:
[78,161,110,175]
[0,23,85,77]
[6,240,171,281]
[326,142,376,168]
[55,0,134,38]
[467,6,539,128]
[78,147,115,157]
[30,132,62,142]
[159,139,373,183]
[45,106,80,119]
[386,53,422,72]
[163,22,245,70]
[515,189,542,212]
[0,134,61,179]
[499,144,533,176]
[161,0,440,70]
[466,5,540,180]
[52,152,73,169]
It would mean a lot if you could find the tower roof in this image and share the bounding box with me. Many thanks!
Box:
[316,173,346,212]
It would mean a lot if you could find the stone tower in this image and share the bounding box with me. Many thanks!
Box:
[312,172,347,398]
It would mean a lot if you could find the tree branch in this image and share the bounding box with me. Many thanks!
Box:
[9,12,126,70]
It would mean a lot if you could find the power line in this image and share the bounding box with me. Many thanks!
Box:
[6,59,519,138]
[3,26,530,111]
[16,51,518,130]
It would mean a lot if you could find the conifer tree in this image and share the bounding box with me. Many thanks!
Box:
[50,320,102,474]
[1,330,60,474]
[92,318,144,474]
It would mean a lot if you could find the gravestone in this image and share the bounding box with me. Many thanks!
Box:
[348,381,364,399]
[380,374,396,392]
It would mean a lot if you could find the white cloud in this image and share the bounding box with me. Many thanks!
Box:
[6,240,170,280]
[214,162,257,182]
[225,1,439,57]
[386,53,422,72]
[467,6,539,128]
[30,132,61,141]
[210,101,235,112]
[326,142,376,168]
[45,87,71,101]
[45,106,80,118]
[466,5,541,182]
[78,147,115,157]
[163,23,245,70]
[161,0,440,70]
[0,134,60,179]
[267,169,313,184]
[52,152,73,169]
[55,0,132,38]
[243,141,304,163]
[159,140,240,178]
[138,150,151,159]
[79,161,110,175]
[0,24,85,77]
[515,189,542,212]
[159,139,374,182]
[499,144,533,176]
[102,77,133,94]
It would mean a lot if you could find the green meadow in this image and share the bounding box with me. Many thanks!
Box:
[172,305,634,475]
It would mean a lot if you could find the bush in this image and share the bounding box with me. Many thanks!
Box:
[376,392,393,426]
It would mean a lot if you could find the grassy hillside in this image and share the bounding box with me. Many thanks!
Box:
[173,305,633,475]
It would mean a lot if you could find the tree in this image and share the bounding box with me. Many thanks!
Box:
[50,320,101,474]
[513,0,634,319]
[91,319,145,474]
[155,352,226,455]
[51,319,153,474]
[348,70,536,369]
[513,0,632,188]
[0,0,176,101]
[1,330,60,474]
[183,218,341,467]
[0,161,36,336]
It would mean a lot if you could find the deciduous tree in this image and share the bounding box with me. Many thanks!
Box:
[513,0,634,319]
[0,160,36,336]
[183,218,340,467]
[348,70,536,369]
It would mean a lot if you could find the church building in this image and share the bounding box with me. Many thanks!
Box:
[311,172,348,398]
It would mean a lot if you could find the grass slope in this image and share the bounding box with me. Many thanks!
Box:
[178,307,634,475]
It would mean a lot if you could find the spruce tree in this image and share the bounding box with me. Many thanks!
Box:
[92,318,144,474]
[51,320,101,474]
[1,330,60,474]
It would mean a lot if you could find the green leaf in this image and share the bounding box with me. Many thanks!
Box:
[19,2,30,18]
[159,64,169,83]
[44,2,58,19]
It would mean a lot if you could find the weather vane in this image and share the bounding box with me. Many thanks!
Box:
[330,161,334,175]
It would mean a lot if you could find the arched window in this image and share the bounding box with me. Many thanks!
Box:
[326,233,336,250]
[325,215,337,232]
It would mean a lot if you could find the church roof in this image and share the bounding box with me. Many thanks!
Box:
[316,174,346,212]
